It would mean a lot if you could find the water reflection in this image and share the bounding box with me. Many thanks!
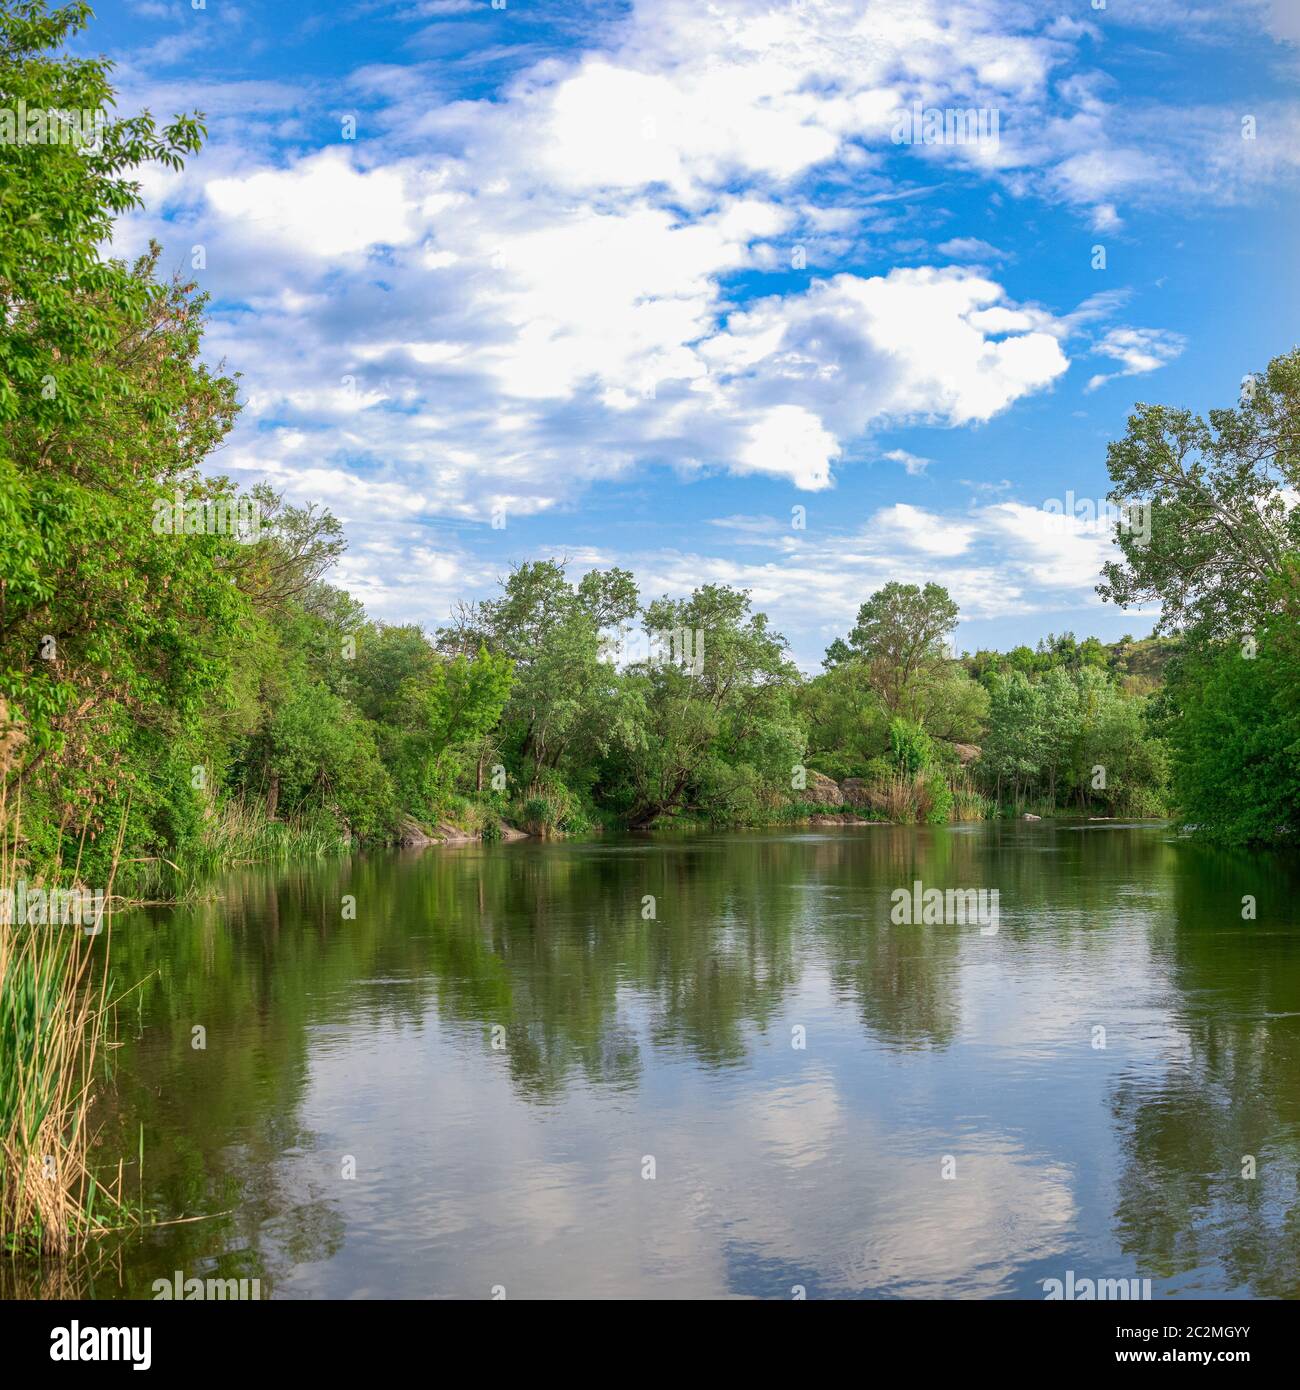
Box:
[1109,838,1300,1297]
[4,823,1299,1298]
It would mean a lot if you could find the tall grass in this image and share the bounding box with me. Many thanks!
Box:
[994,793,1058,820]
[950,786,995,821]
[848,770,994,825]
[859,773,948,823]
[0,787,135,1256]
[128,796,352,898]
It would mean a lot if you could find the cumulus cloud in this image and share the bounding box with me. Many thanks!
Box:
[205,151,421,258]
[110,0,1197,517]
[701,268,1070,439]
[150,155,1084,510]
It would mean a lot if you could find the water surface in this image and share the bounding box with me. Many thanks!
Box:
[15,822,1300,1299]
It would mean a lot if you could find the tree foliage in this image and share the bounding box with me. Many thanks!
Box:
[1099,348,1300,642]
[1098,348,1300,841]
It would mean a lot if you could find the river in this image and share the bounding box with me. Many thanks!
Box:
[14,821,1300,1299]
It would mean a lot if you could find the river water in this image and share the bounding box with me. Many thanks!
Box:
[15,821,1300,1299]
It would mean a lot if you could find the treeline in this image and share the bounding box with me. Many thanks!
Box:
[4,503,1177,893]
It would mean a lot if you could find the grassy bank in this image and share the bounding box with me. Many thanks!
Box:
[124,797,356,900]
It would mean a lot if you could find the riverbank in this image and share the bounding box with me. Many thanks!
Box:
[4,752,1164,917]
[161,769,1152,872]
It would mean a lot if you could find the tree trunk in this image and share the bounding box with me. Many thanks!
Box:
[267,772,280,821]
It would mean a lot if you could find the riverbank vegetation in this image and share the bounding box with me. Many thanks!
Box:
[0,789,138,1255]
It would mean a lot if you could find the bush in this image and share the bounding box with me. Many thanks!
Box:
[515,772,594,836]
[860,756,895,786]
[692,759,765,824]
[1164,639,1300,842]
[922,776,953,825]
[889,718,933,777]
[1115,784,1167,818]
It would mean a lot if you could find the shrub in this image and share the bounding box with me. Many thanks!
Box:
[921,776,953,825]
[1163,639,1300,842]
[889,718,933,777]
[861,756,895,786]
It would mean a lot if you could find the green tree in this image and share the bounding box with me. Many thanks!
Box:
[1162,637,1300,843]
[244,683,393,837]
[979,672,1044,802]
[1098,348,1300,642]
[0,0,205,427]
[1098,350,1300,838]
[1037,667,1082,805]
[445,560,640,797]
[797,661,890,779]
[889,718,932,777]
[388,647,514,813]
[825,582,960,721]
[0,4,250,876]
[620,584,802,825]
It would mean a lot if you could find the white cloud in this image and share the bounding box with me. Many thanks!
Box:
[980,500,1117,589]
[206,150,420,258]
[874,503,975,556]
[123,0,1264,522]
[735,405,841,490]
[1085,327,1187,392]
[883,448,931,475]
[702,267,1071,439]
[935,237,1010,262]
[172,140,1080,503]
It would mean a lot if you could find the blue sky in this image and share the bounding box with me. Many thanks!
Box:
[91,0,1299,667]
